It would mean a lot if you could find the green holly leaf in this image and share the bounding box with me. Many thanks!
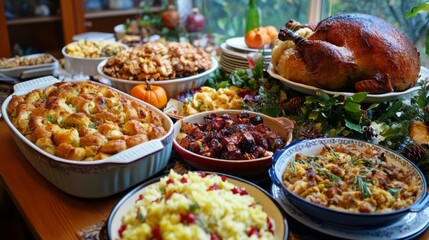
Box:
[349,92,368,103]
[345,119,361,132]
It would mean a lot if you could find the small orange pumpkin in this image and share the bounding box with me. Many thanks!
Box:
[130,81,168,109]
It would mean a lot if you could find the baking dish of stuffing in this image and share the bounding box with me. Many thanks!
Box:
[96,42,218,98]
[1,76,174,198]
[0,53,58,79]
[173,110,294,177]
[269,137,429,228]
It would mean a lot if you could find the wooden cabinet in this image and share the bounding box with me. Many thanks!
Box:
[0,0,85,58]
[0,0,163,58]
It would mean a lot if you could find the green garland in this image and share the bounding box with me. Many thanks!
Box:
[208,56,429,180]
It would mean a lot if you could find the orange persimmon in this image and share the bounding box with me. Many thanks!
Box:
[244,26,278,49]
[130,82,168,109]
[265,25,279,39]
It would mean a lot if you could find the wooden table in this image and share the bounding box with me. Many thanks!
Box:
[0,118,428,240]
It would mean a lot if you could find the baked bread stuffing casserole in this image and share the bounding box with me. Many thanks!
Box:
[102,42,212,81]
[6,81,168,161]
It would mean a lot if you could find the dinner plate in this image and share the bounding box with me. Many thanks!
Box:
[108,172,289,240]
[271,184,429,240]
[226,37,272,53]
[268,64,429,103]
[220,58,248,69]
[221,43,272,60]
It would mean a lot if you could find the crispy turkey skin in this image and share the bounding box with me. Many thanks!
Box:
[272,13,421,93]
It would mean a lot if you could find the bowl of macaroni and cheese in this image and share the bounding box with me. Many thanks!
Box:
[108,170,289,240]
[269,137,429,227]
[2,76,173,198]
[97,42,217,99]
[173,110,294,177]
[62,40,128,76]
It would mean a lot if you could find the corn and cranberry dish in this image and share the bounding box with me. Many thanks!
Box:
[282,144,420,213]
[6,81,168,161]
[119,170,275,240]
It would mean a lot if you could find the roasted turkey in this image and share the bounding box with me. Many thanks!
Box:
[271,13,421,93]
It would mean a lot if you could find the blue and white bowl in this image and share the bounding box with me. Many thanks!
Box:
[269,137,429,227]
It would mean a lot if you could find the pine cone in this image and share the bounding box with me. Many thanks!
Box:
[298,125,323,140]
[402,143,428,163]
[362,126,378,141]
[285,97,305,115]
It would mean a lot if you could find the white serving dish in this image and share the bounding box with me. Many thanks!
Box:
[268,64,429,103]
[62,42,128,76]
[0,53,58,79]
[72,32,116,42]
[97,57,218,99]
[108,172,289,240]
[2,76,174,198]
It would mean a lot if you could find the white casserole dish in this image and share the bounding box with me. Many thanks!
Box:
[1,76,174,198]
[0,53,58,79]
[97,57,218,99]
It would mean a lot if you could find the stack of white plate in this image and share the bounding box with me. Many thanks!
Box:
[220,37,272,74]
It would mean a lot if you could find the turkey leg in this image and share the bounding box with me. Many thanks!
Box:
[278,27,358,91]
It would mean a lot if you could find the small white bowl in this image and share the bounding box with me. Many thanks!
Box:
[97,57,218,99]
[62,42,128,76]
[114,24,126,41]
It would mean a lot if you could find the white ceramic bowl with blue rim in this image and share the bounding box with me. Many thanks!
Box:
[269,137,429,227]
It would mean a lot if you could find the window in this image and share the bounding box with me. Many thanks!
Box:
[199,0,429,65]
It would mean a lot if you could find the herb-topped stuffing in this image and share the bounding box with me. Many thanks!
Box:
[283,144,420,213]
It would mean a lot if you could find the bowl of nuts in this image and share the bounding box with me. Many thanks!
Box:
[97,42,217,98]
[173,110,294,177]
[62,40,128,76]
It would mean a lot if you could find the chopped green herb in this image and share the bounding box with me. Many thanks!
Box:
[189,202,200,213]
[137,207,146,222]
[46,114,55,123]
[310,161,342,183]
[354,174,372,198]
[323,144,340,160]
[388,187,401,198]
[290,158,297,174]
